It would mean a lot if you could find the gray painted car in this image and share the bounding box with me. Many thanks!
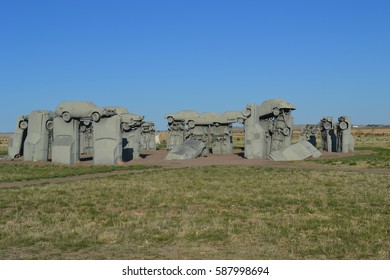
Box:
[8,115,29,159]
[186,111,245,127]
[165,110,200,124]
[105,106,144,129]
[256,98,296,119]
[55,101,116,122]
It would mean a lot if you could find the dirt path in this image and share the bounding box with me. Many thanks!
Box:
[1,150,388,189]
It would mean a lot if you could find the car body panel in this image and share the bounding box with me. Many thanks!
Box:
[165,110,200,123]
[55,101,116,121]
[257,98,296,118]
[105,106,144,124]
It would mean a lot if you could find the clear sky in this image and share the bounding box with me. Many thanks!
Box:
[1,0,389,132]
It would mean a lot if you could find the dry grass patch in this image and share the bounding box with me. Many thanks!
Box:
[0,145,7,156]
[1,166,389,259]
[0,163,155,182]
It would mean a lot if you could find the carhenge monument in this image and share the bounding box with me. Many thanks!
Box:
[7,98,354,165]
[7,101,154,165]
[243,99,295,159]
[165,98,324,161]
[336,116,354,153]
[243,99,323,161]
[299,115,355,154]
[165,110,245,160]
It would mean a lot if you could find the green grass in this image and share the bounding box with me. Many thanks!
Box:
[156,139,167,150]
[0,163,157,182]
[0,145,7,156]
[300,132,390,168]
[354,133,390,149]
[318,147,390,168]
[1,132,389,259]
[1,166,389,259]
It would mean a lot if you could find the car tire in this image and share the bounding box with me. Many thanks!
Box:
[324,122,332,130]
[188,120,195,129]
[242,108,251,117]
[122,123,131,132]
[19,120,28,130]
[62,112,71,122]
[282,127,290,136]
[91,112,101,122]
[167,116,174,124]
[83,120,91,127]
[46,120,54,131]
[339,121,348,130]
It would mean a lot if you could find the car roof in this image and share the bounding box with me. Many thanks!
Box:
[57,101,97,107]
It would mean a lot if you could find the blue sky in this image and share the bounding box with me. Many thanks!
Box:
[1,0,389,131]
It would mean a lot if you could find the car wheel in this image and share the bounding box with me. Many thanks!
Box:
[91,112,101,122]
[122,123,131,132]
[282,127,290,136]
[167,116,174,124]
[339,121,348,130]
[242,108,251,117]
[188,120,195,129]
[19,120,28,130]
[62,112,71,122]
[46,120,54,131]
[324,122,332,130]
[83,120,91,127]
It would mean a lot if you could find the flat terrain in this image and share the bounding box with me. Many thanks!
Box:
[0,128,389,259]
[0,149,384,189]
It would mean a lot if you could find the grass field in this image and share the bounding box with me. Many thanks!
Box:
[0,129,390,259]
[0,145,7,156]
[0,164,156,183]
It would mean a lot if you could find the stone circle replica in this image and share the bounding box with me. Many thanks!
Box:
[6,99,355,165]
